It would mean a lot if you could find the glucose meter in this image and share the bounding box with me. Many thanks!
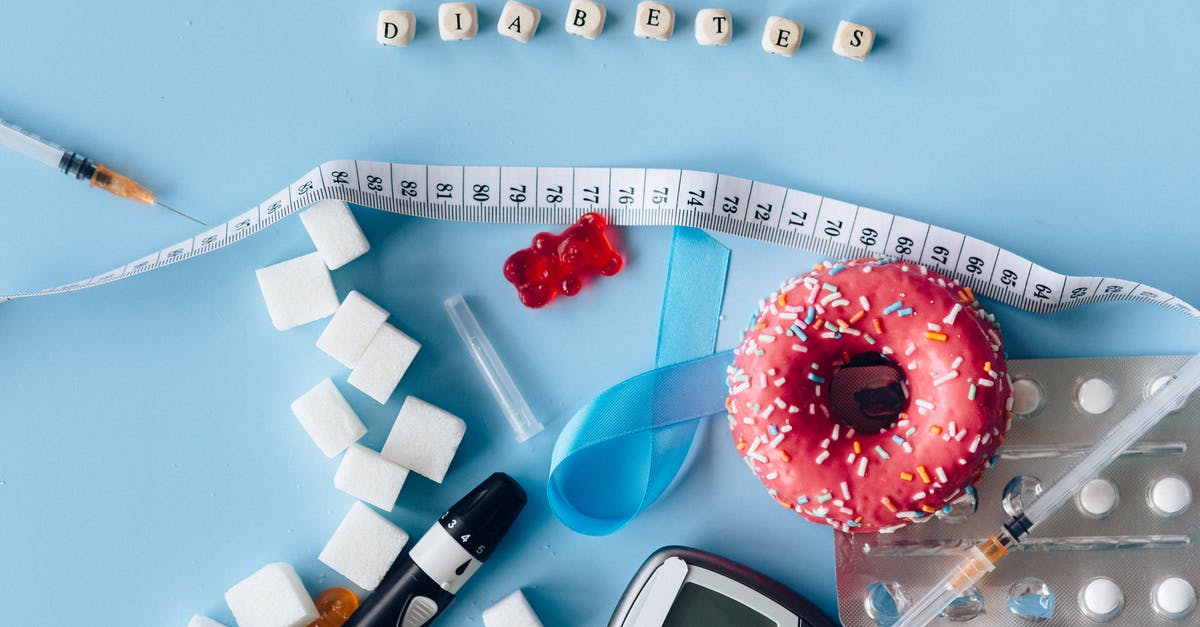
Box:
[608,546,836,627]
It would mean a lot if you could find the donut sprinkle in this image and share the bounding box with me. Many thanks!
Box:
[726,256,1011,533]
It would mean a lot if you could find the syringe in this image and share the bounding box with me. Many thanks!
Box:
[893,352,1200,627]
[0,116,204,225]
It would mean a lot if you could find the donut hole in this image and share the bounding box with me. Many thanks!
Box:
[830,353,910,434]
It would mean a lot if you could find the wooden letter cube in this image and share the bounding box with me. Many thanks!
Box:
[833,20,875,61]
[498,1,542,43]
[762,16,803,57]
[439,3,478,41]
[565,0,606,40]
[694,9,732,46]
[376,10,415,47]
[634,2,675,41]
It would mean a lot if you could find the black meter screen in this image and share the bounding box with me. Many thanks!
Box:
[663,582,775,627]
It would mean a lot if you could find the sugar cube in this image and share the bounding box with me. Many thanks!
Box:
[347,323,421,404]
[482,590,544,627]
[224,562,318,627]
[255,252,339,331]
[317,291,390,369]
[439,3,479,41]
[565,0,605,40]
[334,444,410,511]
[377,10,416,47]
[832,20,875,61]
[319,502,410,591]
[694,9,731,46]
[382,397,466,483]
[187,616,227,627]
[634,2,674,41]
[762,16,803,58]
[299,200,369,270]
[498,1,541,43]
[290,378,367,458]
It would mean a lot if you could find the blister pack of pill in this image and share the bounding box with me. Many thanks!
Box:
[835,355,1199,625]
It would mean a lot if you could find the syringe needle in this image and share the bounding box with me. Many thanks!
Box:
[156,200,206,226]
[0,117,205,225]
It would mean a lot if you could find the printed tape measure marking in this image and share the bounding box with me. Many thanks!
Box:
[3,160,1197,321]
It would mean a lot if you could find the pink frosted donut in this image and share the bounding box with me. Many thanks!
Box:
[726,257,1012,533]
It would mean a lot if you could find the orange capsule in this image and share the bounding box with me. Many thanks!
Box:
[307,587,359,627]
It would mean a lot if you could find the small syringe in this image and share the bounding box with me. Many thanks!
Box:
[0,116,204,225]
[893,352,1200,626]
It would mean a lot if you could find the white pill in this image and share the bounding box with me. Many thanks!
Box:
[1149,475,1192,517]
[1077,478,1119,518]
[1149,375,1188,412]
[1154,577,1196,619]
[1077,377,1116,414]
[1079,578,1123,621]
[1011,378,1044,416]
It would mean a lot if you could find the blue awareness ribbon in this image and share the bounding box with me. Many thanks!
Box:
[547,227,732,535]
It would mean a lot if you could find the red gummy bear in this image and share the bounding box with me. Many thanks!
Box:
[503,212,624,308]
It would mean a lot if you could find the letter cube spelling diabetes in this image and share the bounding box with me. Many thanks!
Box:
[833,20,876,61]
[376,10,416,47]
[439,3,479,41]
[695,9,732,46]
[635,2,675,41]
[762,16,803,57]
[498,1,541,43]
[565,0,606,40]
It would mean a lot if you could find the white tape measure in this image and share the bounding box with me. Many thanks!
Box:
[3,160,1197,321]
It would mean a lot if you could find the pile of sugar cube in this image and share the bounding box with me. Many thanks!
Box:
[188,199,540,626]
[378,1,876,61]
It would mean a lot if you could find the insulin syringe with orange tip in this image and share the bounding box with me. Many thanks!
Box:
[0,116,205,225]
[893,352,1200,627]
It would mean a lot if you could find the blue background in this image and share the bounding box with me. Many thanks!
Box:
[2,2,1199,625]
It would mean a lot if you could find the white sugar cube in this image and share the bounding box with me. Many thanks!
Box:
[291,378,367,458]
[833,20,875,61]
[347,323,421,404]
[187,616,227,627]
[498,1,541,43]
[439,3,479,40]
[299,199,369,270]
[694,9,731,46]
[762,16,803,57]
[634,2,674,40]
[382,397,466,483]
[565,0,605,40]
[224,562,317,627]
[377,10,415,47]
[255,252,339,331]
[334,444,410,511]
[483,590,544,627]
[317,291,390,368]
[319,502,410,591]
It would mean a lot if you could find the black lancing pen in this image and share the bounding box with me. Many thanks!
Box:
[344,472,527,627]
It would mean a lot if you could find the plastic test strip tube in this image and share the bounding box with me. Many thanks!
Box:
[445,294,543,442]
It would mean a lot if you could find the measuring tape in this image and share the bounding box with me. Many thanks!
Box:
[3,160,1197,320]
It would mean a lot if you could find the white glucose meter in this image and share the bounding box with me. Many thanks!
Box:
[608,546,837,627]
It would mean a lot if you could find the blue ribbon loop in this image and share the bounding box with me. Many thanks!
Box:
[547,227,731,535]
